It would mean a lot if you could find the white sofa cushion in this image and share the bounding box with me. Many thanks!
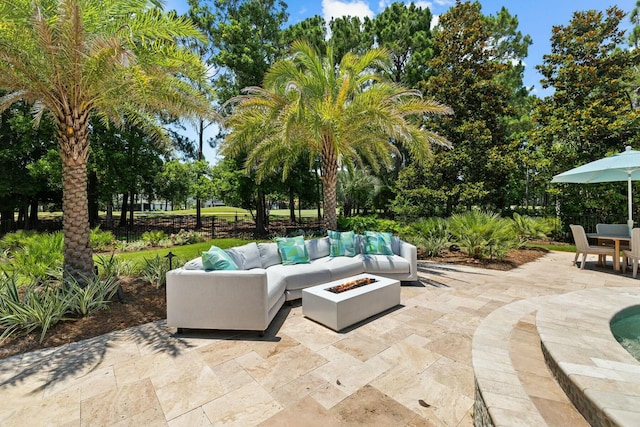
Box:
[312,255,364,280]
[362,254,411,274]
[267,262,331,291]
[306,237,331,260]
[183,257,204,270]
[258,242,281,268]
[225,242,262,270]
[266,269,287,309]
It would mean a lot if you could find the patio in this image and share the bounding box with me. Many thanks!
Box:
[1,251,638,426]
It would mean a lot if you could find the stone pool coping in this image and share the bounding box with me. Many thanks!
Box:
[537,287,640,426]
[473,286,640,426]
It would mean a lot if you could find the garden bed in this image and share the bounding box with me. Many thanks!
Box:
[0,247,548,360]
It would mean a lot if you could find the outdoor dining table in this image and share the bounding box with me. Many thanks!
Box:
[586,233,631,272]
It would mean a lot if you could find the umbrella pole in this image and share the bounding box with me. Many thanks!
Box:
[629,173,634,234]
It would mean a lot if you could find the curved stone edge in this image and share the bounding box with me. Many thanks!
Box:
[472,298,548,426]
[537,287,640,427]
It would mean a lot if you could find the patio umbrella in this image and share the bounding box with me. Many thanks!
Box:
[551,146,640,232]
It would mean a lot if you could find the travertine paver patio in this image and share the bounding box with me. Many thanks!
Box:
[1,251,638,426]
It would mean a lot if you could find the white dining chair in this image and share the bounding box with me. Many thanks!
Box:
[623,228,640,278]
[570,224,616,270]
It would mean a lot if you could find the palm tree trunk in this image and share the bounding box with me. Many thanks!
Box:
[321,137,338,230]
[57,113,94,283]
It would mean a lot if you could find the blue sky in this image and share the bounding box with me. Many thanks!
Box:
[164,0,637,161]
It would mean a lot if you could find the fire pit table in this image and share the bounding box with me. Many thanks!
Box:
[302,273,400,331]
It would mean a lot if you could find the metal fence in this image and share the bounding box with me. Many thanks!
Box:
[0,215,326,242]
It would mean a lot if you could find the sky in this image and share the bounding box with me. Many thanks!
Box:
[164,0,638,162]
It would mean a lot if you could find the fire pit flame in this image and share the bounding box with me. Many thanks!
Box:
[327,277,377,294]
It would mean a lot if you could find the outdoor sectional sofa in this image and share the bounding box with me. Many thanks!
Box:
[166,234,417,334]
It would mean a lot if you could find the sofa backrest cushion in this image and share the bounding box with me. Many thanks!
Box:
[202,246,238,270]
[183,257,204,270]
[327,231,356,257]
[225,242,262,270]
[306,236,331,260]
[391,235,400,255]
[258,242,282,268]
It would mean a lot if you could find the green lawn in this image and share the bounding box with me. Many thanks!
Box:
[105,237,254,267]
[39,206,322,219]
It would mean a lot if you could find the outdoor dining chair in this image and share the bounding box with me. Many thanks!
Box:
[570,224,616,270]
[623,228,640,278]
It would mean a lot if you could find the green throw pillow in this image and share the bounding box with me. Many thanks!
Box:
[202,246,238,271]
[276,236,310,265]
[328,230,356,257]
[364,231,393,255]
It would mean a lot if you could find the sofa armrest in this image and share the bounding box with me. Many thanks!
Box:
[166,268,270,331]
[397,239,418,281]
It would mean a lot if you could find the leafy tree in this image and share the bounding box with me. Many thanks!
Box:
[190,0,288,233]
[329,16,373,64]
[90,120,166,226]
[0,102,59,230]
[282,15,327,53]
[630,1,640,48]
[401,1,530,217]
[364,2,433,86]
[221,41,452,230]
[532,6,640,225]
[0,0,213,281]
[155,160,193,209]
[337,168,380,217]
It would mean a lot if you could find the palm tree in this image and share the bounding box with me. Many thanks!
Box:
[221,40,452,230]
[337,168,379,217]
[0,0,214,281]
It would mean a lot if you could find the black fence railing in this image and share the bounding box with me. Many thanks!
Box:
[0,215,326,242]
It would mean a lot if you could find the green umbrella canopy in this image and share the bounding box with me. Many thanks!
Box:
[552,146,640,226]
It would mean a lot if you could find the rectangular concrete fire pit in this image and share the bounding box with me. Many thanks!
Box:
[302,273,400,331]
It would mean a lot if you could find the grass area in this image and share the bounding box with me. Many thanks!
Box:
[526,242,575,252]
[160,206,250,217]
[37,206,323,219]
[270,209,321,218]
[106,238,253,267]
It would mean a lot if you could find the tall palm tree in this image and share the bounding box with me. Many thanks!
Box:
[222,40,452,230]
[0,0,214,281]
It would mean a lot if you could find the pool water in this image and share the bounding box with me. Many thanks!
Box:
[611,306,640,362]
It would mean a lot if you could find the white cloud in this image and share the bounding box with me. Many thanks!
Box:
[414,1,433,10]
[322,0,374,22]
[430,14,439,30]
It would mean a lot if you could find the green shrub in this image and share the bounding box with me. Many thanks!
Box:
[0,274,70,344]
[509,213,558,247]
[90,227,115,251]
[408,217,450,257]
[9,232,63,283]
[67,273,121,317]
[170,229,205,246]
[140,255,173,288]
[449,210,517,259]
[141,230,167,246]
[337,216,408,235]
[0,230,36,253]
[95,254,131,278]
